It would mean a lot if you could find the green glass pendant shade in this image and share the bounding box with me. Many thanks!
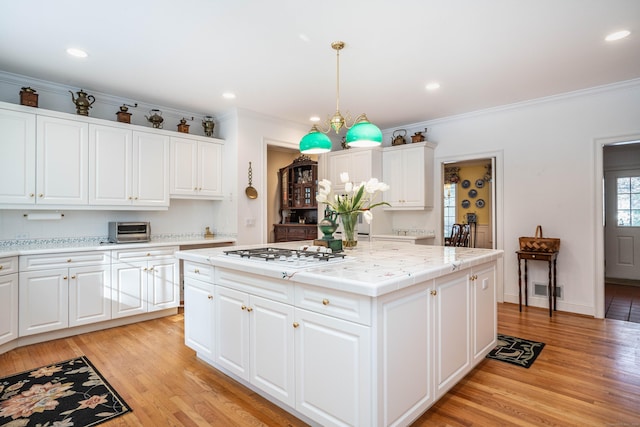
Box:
[345,118,382,148]
[300,126,332,154]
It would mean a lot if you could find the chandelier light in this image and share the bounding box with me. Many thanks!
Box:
[299,41,382,154]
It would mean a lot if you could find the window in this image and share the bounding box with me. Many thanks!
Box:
[617,176,640,226]
[443,183,457,238]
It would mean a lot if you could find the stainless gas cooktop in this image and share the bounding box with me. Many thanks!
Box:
[223,247,346,267]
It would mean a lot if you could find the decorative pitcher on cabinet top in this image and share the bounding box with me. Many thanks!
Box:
[69,89,95,116]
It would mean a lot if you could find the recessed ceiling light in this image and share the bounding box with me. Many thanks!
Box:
[309,116,320,122]
[605,30,630,41]
[425,82,440,91]
[66,47,88,58]
[222,92,236,99]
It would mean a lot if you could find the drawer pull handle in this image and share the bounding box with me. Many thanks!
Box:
[430,290,437,296]
[322,298,330,306]
[293,322,299,328]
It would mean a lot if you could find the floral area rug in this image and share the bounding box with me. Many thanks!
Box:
[0,356,131,426]
[485,334,545,368]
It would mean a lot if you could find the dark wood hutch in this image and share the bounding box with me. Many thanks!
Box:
[274,155,318,242]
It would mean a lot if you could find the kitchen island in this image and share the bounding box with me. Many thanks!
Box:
[176,242,503,427]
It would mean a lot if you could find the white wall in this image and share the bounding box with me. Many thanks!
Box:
[396,79,640,316]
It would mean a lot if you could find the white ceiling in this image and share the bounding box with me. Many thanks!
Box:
[1,0,639,130]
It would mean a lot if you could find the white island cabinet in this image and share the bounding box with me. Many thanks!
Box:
[177,242,502,427]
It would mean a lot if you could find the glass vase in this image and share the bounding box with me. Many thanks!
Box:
[340,212,359,249]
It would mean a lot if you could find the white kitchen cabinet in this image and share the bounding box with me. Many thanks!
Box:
[0,257,19,346]
[294,307,371,427]
[326,147,383,189]
[89,124,170,207]
[36,115,89,205]
[18,251,110,336]
[184,261,215,362]
[215,284,296,407]
[0,108,36,204]
[382,142,435,210]
[170,136,223,199]
[472,263,497,363]
[433,268,471,397]
[111,247,179,319]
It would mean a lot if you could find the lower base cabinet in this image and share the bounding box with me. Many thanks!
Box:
[183,260,496,427]
[0,257,19,346]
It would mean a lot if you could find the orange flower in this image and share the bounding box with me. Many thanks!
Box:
[29,365,63,378]
[77,394,108,409]
[0,381,74,419]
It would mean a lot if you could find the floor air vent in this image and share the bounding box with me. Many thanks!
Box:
[533,282,563,299]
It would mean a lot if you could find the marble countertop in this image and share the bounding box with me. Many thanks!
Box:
[176,241,503,297]
[0,237,236,257]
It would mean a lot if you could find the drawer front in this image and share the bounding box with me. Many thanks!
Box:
[112,246,178,262]
[184,261,214,282]
[20,251,110,271]
[295,284,371,325]
[0,256,19,276]
[216,267,294,304]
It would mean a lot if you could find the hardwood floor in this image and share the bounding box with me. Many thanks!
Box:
[1,303,639,426]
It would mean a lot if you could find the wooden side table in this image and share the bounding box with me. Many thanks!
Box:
[516,251,559,317]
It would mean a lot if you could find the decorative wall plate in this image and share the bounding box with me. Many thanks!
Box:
[461,179,471,188]
[475,179,485,188]
[476,199,485,208]
[468,189,478,198]
[461,199,471,208]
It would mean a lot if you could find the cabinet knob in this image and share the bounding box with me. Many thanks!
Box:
[293,322,299,328]
[146,253,151,256]
[247,307,253,312]
[143,267,148,271]
[67,259,72,263]
[29,193,34,197]
[63,276,68,280]
[134,197,138,200]
[128,196,133,200]
[0,266,3,270]
[71,275,76,279]
[241,305,247,310]
[430,290,437,296]
[149,267,154,271]
[207,295,213,300]
[194,268,200,274]
[194,187,198,191]
[38,193,43,198]
[322,298,330,306]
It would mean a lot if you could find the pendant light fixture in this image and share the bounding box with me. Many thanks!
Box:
[299,41,382,154]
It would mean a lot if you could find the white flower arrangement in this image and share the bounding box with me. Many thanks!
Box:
[316,172,390,223]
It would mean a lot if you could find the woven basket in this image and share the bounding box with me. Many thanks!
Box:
[519,225,560,253]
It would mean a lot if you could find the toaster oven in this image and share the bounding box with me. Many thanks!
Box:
[108,222,150,243]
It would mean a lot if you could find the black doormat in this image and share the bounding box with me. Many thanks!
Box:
[486,334,545,368]
[0,356,131,426]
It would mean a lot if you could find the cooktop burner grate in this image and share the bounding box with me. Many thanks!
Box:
[223,247,346,262]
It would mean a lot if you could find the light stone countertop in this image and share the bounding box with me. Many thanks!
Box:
[0,237,236,257]
[176,241,503,297]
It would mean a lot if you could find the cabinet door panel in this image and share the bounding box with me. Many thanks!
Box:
[36,116,88,205]
[19,269,69,336]
[0,109,35,204]
[111,262,147,318]
[0,273,18,345]
[295,308,371,427]
[132,131,169,206]
[198,141,222,197]
[69,265,111,327]
[434,270,471,396]
[89,124,132,205]
[170,137,198,195]
[148,260,179,311]
[473,264,497,361]
[215,286,250,379]
[184,278,215,360]
[250,295,295,407]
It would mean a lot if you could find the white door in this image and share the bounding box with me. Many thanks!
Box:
[69,265,111,327]
[0,109,36,204]
[89,124,132,205]
[170,137,198,196]
[198,141,222,197]
[147,259,179,311]
[184,278,215,360]
[605,169,640,280]
[36,116,88,205]
[249,295,295,407]
[215,285,250,380]
[19,269,69,336]
[132,131,169,206]
[111,261,147,318]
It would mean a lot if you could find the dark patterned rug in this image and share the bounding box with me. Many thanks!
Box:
[0,356,131,426]
[486,334,545,368]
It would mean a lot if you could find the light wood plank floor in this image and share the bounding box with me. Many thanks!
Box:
[1,303,639,426]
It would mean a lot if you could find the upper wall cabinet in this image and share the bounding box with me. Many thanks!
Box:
[89,124,170,207]
[170,136,223,200]
[0,108,36,204]
[382,142,435,210]
[326,148,383,190]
